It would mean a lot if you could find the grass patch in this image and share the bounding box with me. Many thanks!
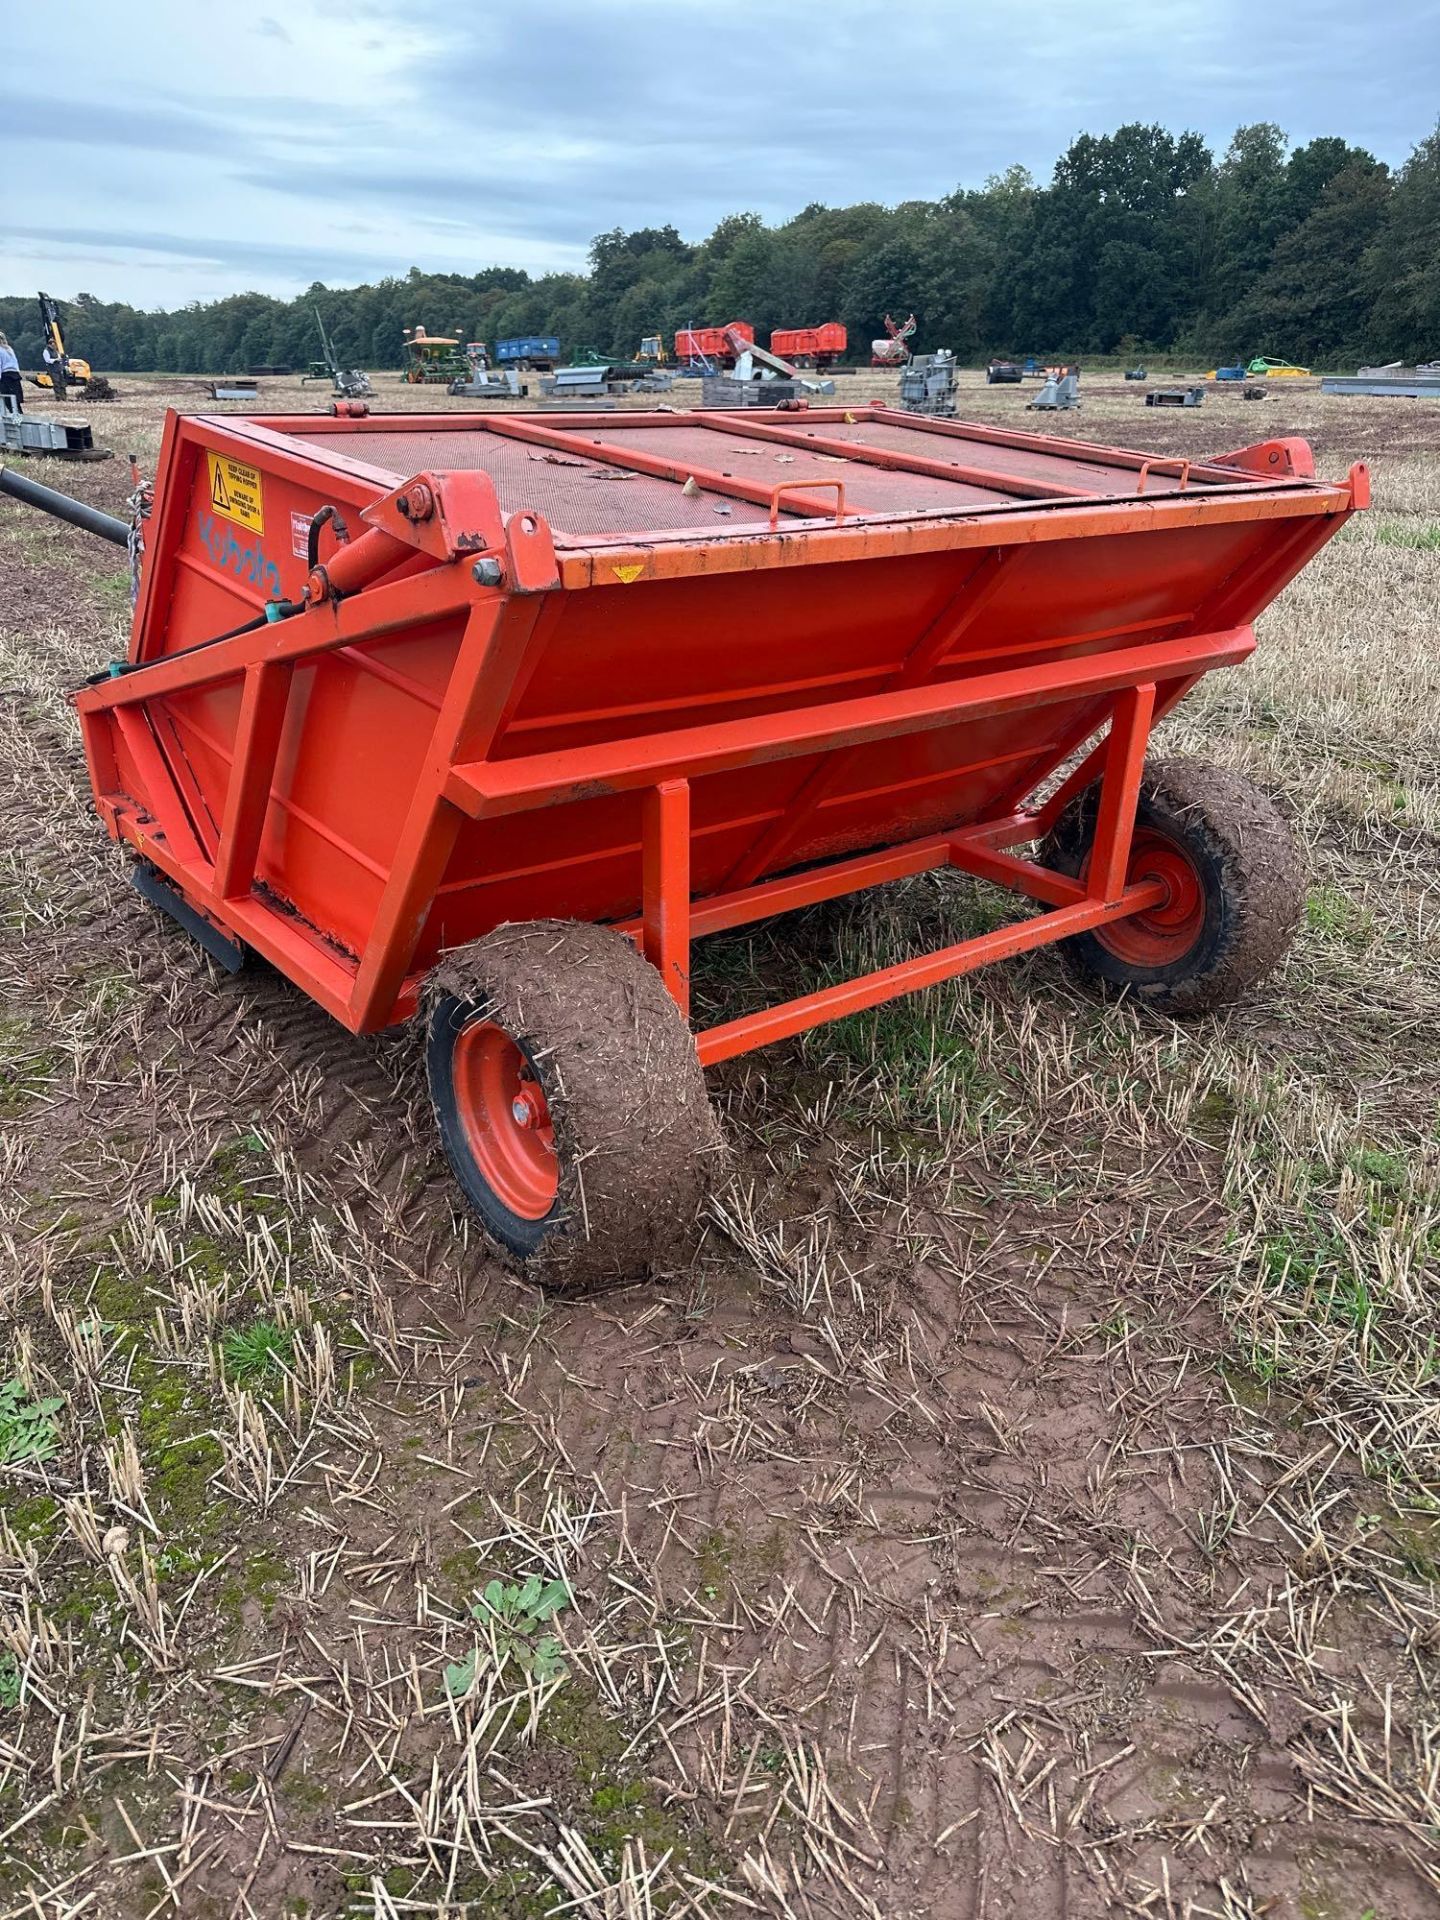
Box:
[1374,517,1440,551]
[812,987,1008,1134]
[220,1319,294,1386]
[1304,885,1374,948]
[1350,1147,1409,1197]
[1260,1221,1380,1341]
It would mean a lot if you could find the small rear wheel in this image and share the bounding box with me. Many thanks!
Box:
[426,920,721,1291]
[1042,757,1303,1014]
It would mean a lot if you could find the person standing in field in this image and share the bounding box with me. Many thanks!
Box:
[0,333,22,412]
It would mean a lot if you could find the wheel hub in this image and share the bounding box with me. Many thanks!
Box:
[451,1021,558,1219]
[1095,827,1206,968]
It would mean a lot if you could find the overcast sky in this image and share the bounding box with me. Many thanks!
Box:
[6,0,1438,308]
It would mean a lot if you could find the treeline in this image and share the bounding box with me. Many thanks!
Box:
[3,121,1437,376]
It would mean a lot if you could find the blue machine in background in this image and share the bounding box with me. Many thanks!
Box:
[496,336,561,369]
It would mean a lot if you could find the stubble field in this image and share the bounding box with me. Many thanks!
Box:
[2,366,1438,1919]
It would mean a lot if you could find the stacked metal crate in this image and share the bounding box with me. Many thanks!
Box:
[899,350,956,416]
[699,377,805,409]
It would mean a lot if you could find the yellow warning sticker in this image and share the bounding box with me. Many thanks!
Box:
[205,450,265,534]
[611,563,644,584]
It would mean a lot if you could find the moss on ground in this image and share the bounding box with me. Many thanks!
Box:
[0,1014,63,1112]
[535,1678,724,1899]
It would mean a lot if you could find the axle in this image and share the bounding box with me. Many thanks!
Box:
[0,463,129,546]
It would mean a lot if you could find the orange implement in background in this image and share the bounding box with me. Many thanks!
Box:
[72,403,1366,1276]
[769,322,848,366]
[673,321,755,364]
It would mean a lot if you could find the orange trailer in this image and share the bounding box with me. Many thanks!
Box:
[673,321,754,366]
[770,322,848,367]
[71,405,1366,1284]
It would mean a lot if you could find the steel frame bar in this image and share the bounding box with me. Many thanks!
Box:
[1086,684,1155,900]
[683,833,957,939]
[684,675,1164,1063]
[622,662,1168,1060]
[694,881,1165,1066]
[445,628,1253,821]
[643,781,692,1015]
[277,403,1270,493]
[112,707,205,866]
[1028,677,1194,838]
[695,412,1096,501]
[214,661,294,898]
[348,592,553,1030]
[477,413,847,522]
[946,837,1086,908]
[858,406,1262,489]
[78,563,474,714]
[153,707,219,860]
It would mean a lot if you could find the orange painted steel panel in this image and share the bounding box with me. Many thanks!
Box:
[770,323,847,361]
[73,404,1361,1054]
[643,780,691,1015]
[675,321,754,362]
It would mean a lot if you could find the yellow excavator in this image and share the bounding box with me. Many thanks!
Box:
[32,293,92,397]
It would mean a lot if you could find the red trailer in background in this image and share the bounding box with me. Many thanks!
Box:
[674,321,754,366]
[69,402,1367,1289]
[770,323,848,368]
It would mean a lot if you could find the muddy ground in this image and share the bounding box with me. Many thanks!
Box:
[1,369,1438,1918]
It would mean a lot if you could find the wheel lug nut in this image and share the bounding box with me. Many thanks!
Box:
[512,1096,531,1128]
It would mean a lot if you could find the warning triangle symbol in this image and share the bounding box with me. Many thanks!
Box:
[211,464,232,511]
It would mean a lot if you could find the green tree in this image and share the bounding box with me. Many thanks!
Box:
[1231,159,1391,362]
[2,119,1422,374]
[1211,122,1291,320]
[1363,123,1440,360]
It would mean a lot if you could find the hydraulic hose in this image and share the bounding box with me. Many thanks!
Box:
[0,462,129,546]
[306,502,350,570]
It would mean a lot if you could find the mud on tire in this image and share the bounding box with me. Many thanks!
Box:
[425,920,722,1292]
[1042,757,1303,1014]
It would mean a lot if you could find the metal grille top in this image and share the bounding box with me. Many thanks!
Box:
[280,404,1278,547]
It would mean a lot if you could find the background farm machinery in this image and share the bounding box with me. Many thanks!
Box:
[302,310,372,400]
[402,328,471,386]
[872,314,917,366]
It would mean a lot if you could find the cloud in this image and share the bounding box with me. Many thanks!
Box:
[2,0,1437,305]
[3,222,405,286]
[0,90,224,155]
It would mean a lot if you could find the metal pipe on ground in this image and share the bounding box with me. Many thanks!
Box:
[0,463,129,546]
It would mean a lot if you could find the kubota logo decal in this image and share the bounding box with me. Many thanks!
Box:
[197,510,283,599]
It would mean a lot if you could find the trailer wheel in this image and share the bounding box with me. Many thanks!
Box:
[1043,758,1303,1014]
[425,921,721,1291]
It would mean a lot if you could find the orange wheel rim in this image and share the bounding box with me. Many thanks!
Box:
[1095,828,1206,967]
[451,1021,558,1219]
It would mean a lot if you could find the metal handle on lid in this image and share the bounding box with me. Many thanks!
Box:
[768,480,846,529]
